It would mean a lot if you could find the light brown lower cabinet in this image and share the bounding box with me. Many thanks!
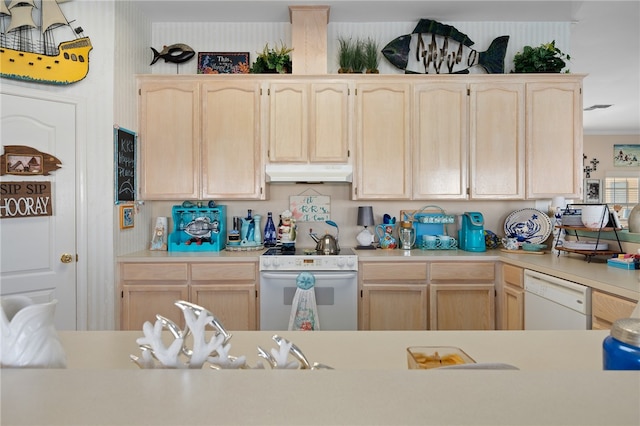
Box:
[501,264,524,330]
[591,289,637,330]
[118,261,258,331]
[429,262,496,330]
[359,261,428,330]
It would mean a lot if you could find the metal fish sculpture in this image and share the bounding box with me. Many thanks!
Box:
[382,19,509,74]
[150,43,195,65]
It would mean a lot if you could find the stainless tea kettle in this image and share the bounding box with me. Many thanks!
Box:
[309,220,340,255]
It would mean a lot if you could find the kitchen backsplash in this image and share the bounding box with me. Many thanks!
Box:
[149,183,549,249]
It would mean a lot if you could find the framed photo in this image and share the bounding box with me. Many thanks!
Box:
[584,178,602,204]
[197,52,250,74]
[613,144,640,167]
[120,204,135,229]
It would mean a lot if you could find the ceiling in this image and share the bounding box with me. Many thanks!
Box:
[131,0,640,135]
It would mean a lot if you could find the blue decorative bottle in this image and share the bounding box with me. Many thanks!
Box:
[264,212,277,247]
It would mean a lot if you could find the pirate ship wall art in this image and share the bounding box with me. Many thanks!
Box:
[0,0,92,85]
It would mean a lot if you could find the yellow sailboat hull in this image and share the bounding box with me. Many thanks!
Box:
[0,37,92,85]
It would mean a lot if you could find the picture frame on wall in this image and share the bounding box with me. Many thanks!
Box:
[120,204,135,229]
[584,178,602,204]
[613,144,640,167]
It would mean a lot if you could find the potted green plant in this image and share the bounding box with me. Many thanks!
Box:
[512,40,571,73]
[337,36,365,73]
[363,37,380,74]
[250,42,293,74]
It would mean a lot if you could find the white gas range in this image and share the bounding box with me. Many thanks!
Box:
[259,247,358,331]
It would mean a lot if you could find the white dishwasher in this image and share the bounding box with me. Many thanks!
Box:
[524,269,592,330]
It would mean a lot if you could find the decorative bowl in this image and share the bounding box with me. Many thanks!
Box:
[581,205,608,229]
[407,346,475,370]
[522,243,547,252]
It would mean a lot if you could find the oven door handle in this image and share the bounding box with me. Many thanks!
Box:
[260,272,357,280]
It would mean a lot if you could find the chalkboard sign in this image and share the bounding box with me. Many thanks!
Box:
[197,52,250,74]
[114,126,136,204]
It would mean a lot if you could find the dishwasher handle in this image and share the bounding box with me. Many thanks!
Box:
[524,269,591,315]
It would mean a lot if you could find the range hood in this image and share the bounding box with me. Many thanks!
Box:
[265,164,353,183]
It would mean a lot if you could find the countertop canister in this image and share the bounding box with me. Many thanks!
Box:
[603,318,640,370]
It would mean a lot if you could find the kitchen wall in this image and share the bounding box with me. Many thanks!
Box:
[583,134,640,181]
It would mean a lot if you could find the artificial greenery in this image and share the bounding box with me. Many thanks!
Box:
[512,40,571,73]
[337,36,366,73]
[363,37,380,73]
[250,42,293,74]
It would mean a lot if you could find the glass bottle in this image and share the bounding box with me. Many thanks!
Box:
[264,212,277,247]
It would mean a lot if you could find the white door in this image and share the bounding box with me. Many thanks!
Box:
[1,92,77,330]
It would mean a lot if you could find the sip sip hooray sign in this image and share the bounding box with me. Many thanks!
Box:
[0,181,52,218]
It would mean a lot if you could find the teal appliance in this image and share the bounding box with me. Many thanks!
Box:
[458,212,485,252]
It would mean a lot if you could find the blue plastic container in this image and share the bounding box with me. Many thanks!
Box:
[603,318,640,370]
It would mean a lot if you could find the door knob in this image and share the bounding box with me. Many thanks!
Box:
[60,253,74,263]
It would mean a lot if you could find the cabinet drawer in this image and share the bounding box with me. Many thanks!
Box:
[592,290,637,324]
[191,262,257,282]
[121,263,188,281]
[360,262,427,281]
[502,264,523,288]
[430,262,495,282]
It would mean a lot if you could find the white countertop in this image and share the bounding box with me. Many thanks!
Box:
[2,330,639,425]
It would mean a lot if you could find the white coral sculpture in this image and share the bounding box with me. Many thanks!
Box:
[131,300,246,369]
[131,301,333,370]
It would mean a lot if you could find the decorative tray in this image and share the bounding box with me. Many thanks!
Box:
[504,208,552,245]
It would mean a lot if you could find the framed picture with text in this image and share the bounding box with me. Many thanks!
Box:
[197,52,250,74]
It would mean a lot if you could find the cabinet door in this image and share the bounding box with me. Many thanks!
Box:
[526,81,583,199]
[268,82,308,162]
[354,82,411,199]
[359,261,428,330]
[119,262,189,330]
[201,81,264,199]
[309,82,351,163]
[500,264,524,330]
[190,262,258,331]
[429,283,495,330]
[121,284,188,331]
[502,285,524,330]
[470,83,525,199]
[138,80,200,200]
[592,290,637,330]
[413,83,468,199]
[361,284,428,330]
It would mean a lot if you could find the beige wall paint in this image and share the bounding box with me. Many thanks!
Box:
[583,134,640,181]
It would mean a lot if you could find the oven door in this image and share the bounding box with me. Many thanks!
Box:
[259,271,357,331]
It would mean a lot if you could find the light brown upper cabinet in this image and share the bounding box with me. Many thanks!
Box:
[201,80,264,199]
[354,81,412,200]
[412,82,468,199]
[138,76,264,201]
[267,81,351,163]
[139,80,200,200]
[525,80,583,199]
[469,82,525,199]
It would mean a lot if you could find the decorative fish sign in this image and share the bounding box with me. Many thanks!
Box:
[150,43,195,65]
[382,19,509,74]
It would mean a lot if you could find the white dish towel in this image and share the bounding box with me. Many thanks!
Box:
[288,272,320,331]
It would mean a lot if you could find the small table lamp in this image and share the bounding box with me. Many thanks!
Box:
[356,206,376,249]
